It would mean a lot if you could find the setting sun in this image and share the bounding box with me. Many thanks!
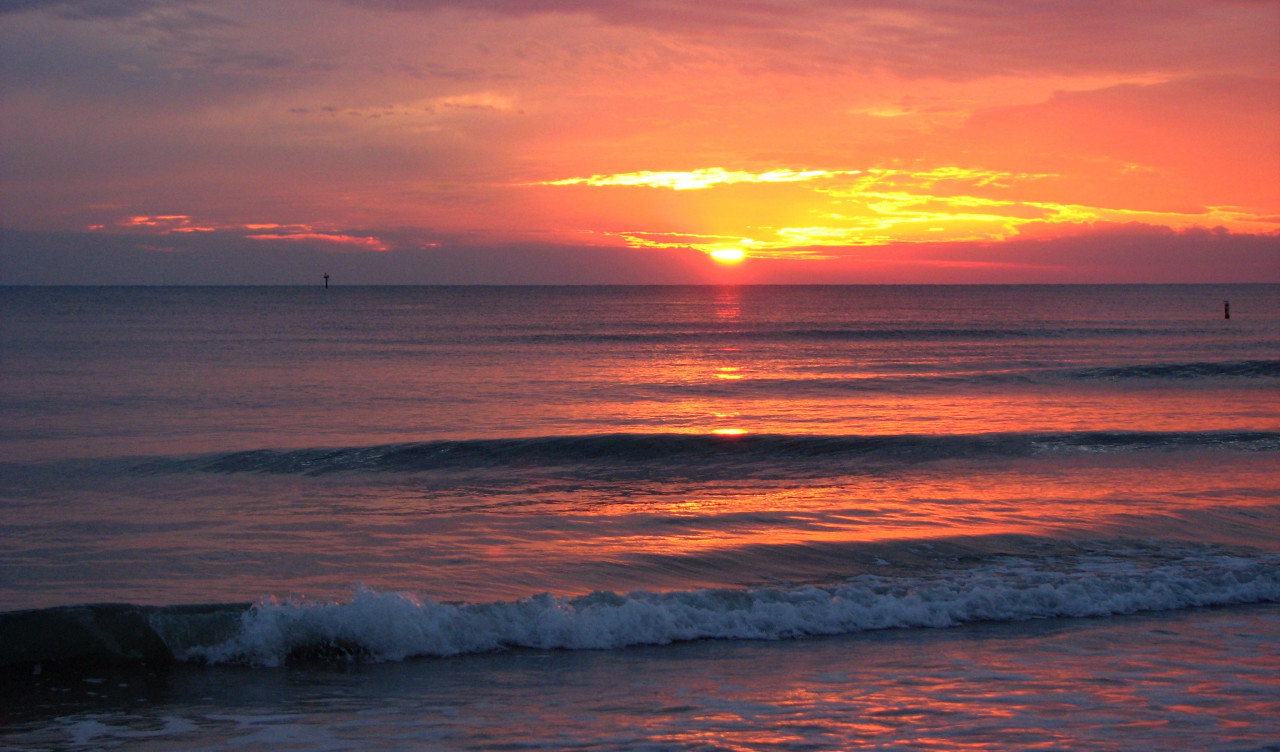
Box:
[709,248,746,264]
[0,1,1276,285]
[1,2,1277,747]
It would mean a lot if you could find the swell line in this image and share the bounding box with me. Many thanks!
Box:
[650,358,1280,397]
[165,430,1280,476]
[516,325,1175,346]
[1070,359,1280,381]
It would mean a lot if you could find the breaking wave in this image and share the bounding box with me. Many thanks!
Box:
[5,549,1278,671]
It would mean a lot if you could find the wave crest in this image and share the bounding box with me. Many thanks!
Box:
[1072,359,1280,381]
[184,553,1280,667]
[175,430,1280,477]
[6,551,1276,672]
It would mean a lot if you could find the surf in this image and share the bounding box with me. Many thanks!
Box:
[5,546,1278,672]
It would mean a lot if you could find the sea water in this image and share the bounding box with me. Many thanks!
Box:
[1,284,1278,750]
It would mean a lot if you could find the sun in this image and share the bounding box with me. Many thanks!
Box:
[709,248,746,264]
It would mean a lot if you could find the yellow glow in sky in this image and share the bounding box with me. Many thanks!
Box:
[3,0,1277,283]
[540,168,860,191]
[540,164,1279,263]
[709,248,746,264]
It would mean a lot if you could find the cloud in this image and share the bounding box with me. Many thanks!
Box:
[2,0,1275,283]
[0,0,312,103]
[711,225,1280,284]
[117,215,218,233]
[246,232,389,252]
[337,0,1279,79]
[3,225,1274,285]
[535,163,1278,257]
[948,75,1280,213]
[84,215,391,251]
[540,167,860,191]
[0,0,167,19]
[0,228,714,285]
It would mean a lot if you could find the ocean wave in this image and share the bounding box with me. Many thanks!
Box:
[657,359,1280,397]
[516,326,1164,346]
[4,551,1278,671]
[1070,359,1280,381]
[171,430,1280,477]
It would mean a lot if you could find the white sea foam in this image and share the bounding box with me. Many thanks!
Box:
[60,715,199,747]
[185,554,1280,667]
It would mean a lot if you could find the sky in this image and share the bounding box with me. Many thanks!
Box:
[1,0,1277,284]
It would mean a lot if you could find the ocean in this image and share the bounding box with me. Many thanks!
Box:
[1,284,1278,751]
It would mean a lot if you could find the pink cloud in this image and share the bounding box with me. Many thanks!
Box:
[246,232,389,251]
[91,214,391,251]
[118,215,219,232]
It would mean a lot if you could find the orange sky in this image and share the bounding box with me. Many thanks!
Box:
[1,0,1277,283]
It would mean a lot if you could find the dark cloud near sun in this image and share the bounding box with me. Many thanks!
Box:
[3,224,1275,285]
[0,227,716,285]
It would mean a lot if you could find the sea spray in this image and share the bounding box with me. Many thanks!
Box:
[181,553,1280,667]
